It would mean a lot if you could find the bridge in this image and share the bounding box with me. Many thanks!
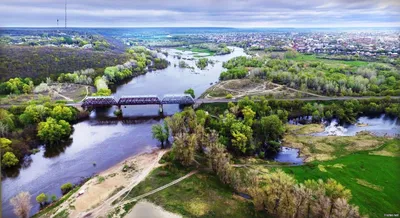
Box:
[81,94,195,109]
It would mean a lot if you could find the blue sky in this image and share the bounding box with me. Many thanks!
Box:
[1,0,399,27]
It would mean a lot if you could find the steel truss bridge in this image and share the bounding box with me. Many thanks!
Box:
[81,94,195,108]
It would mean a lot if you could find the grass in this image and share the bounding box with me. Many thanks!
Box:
[32,185,81,218]
[279,139,400,218]
[283,132,387,162]
[123,158,264,217]
[288,54,370,67]
[175,47,216,56]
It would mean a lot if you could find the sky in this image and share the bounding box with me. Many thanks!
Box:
[1,0,399,28]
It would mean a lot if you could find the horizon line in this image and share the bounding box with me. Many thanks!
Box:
[1,26,400,29]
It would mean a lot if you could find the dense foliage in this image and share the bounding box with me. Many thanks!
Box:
[0,77,34,95]
[162,106,363,218]
[195,58,209,70]
[37,117,72,145]
[0,101,78,168]
[220,55,400,96]
[0,45,131,83]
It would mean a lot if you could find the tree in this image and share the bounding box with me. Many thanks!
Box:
[60,182,73,194]
[10,192,32,218]
[0,137,12,156]
[184,88,195,98]
[35,193,48,205]
[19,105,49,126]
[51,195,57,202]
[256,115,285,146]
[50,105,75,121]
[2,151,19,167]
[37,118,72,145]
[172,132,196,166]
[241,106,256,126]
[151,123,169,148]
[230,122,253,154]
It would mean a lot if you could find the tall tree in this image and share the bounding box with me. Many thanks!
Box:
[10,192,32,218]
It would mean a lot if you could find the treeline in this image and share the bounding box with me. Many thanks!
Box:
[158,107,363,218]
[220,55,400,96]
[90,47,169,96]
[0,100,79,169]
[0,77,35,95]
[0,45,132,83]
[195,43,232,55]
[200,97,400,124]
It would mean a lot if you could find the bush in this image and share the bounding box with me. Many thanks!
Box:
[35,193,48,205]
[60,183,73,194]
[226,94,233,99]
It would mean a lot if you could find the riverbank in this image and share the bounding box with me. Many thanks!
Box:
[36,148,168,217]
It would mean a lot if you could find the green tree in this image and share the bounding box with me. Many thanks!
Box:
[35,193,48,205]
[241,106,256,126]
[60,182,73,194]
[184,88,195,98]
[0,137,12,156]
[2,152,19,167]
[50,105,75,121]
[19,105,49,126]
[230,122,253,154]
[37,118,71,145]
[151,123,169,148]
[256,115,285,146]
[51,195,57,202]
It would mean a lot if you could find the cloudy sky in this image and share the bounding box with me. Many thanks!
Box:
[1,0,399,27]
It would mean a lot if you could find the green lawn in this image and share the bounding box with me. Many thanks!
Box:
[124,162,264,217]
[288,54,370,67]
[175,47,215,56]
[280,140,400,218]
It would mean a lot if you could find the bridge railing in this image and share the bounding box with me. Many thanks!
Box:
[81,94,195,107]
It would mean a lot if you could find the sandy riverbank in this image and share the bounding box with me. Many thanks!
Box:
[49,148,169,218]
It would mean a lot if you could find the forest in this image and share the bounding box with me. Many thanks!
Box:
[220,52,400,96]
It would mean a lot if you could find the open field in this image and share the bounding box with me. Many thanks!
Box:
[283,131,388,162]
[288,54,371,67]
[175,47,215,56]
[0,83,91,105]
[115,157,263,218]
[200,79,319,99]
[278,139,400,218]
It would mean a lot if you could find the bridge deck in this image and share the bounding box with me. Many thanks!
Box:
[82,94,195,107]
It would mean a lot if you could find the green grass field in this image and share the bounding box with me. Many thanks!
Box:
[279,139,400,218]
[175,47,216,56]
[289,54,370,67]
[124,162,264,217]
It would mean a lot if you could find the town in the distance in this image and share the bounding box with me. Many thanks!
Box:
[1,1,400,218]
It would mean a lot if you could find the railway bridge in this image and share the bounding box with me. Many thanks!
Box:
[81,94,195,113]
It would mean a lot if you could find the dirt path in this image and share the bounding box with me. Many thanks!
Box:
[79,86,89,102]
[124,170,198,202]
[51,88,74,102]
[50,149,168,218]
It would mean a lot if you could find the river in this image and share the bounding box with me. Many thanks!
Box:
[1,47,247,217]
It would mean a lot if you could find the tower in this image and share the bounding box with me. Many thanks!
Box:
[65,0,67,28]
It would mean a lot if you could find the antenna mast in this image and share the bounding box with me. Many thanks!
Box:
[65,0,67,28]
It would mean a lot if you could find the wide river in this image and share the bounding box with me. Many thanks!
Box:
[1,47,247,217]
[3,47,400,217]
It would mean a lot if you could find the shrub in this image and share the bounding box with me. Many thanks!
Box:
[60,183,73,194]
[226,94,233,99]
